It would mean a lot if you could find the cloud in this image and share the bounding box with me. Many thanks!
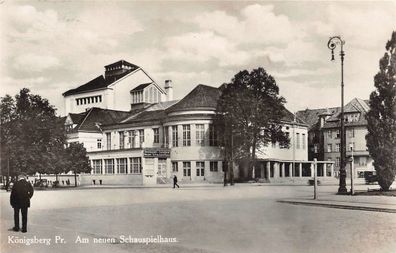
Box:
[194,4,297,45]
[164,31,250,67]
[3,4,143,73]
[13,54,60,72]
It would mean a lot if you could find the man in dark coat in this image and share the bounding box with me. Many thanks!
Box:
[173,175,179,188]
[10,173,34,233]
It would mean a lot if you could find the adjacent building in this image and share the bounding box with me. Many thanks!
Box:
[297,98,374,178]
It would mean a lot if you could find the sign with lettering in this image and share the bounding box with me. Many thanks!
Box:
[143,148,171,158]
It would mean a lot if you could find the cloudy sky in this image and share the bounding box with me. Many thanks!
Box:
[1,1,395,116]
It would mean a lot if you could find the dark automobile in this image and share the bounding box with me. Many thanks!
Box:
[34,179,49,188]
[364,171,378,184]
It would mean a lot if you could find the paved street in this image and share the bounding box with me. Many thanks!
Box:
[1,184,396,253]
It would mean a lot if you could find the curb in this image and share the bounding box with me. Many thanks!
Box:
[277,200,396,213]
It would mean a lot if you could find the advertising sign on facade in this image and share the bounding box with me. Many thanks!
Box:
[143,148,171,158]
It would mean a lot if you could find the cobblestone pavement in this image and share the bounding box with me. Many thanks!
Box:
[1,184,395,253]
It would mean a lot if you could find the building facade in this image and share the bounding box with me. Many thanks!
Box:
[297,98,374,178]
[63,60,333,186]
[63,60,171,115]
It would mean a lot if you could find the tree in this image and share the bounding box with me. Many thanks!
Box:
[65,142,91,187]
[215,68,290,183]
[366,31,396,191]
[0,89,67,179]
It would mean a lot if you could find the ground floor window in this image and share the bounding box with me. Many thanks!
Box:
[183,162,191,177]
[210,161,218,172]
[92,159,102,174]
[117,158,128,174]
[104,159,114,174]
[196,162,204,176]
[172,162,178,172]
[130,157,142,174]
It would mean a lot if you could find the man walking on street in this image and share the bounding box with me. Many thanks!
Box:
[10,173,34,233]
[173,175,179,188]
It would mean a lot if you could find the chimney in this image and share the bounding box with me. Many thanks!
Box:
[165,80,173,101]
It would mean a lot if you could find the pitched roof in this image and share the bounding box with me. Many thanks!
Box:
[63,70,136,96]
[130,82,152,92]
[69,113,85,125]
[166,84,221,113]
[322,98,369,129]
[105,60,138,69]
[296,107,339,128]
[63,60,140,96]
[73,107,131,132]
[120,101,179,124]
[282,109,306,125]
[326,98,369,122]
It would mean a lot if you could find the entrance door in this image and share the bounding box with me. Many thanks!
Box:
[157,158,167,184]
[143,158,156,185]
[196,162,205,181]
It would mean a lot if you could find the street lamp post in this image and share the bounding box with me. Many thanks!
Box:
[327,36,348,194]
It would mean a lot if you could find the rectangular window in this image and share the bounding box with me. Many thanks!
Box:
[92,160,102,174]
[359,157,367,166]
[335,143,340,152]
[335,157,340,168]
[285,132,290,149]
[210,161,218,172]
[349,128,355,138]
[106,133,111,150]
[196,124,205,146]
[76,99,80,105]
[182,125,191,146]
[328,130,332,139]
[196,162,205,176]
[97,139,102,149]
[172,162,178,172]
[296,133,300,149]
[209,124,218,146]
[327,144,332,152]
[99,96,102,102]
[302,134,306,149]
[336,130,340,139]
[104,159,114,174]
[314,144,318,153]
[348,142,355,151]
[172,126,178,147]
[183,162,191,177]
[119,131,125,149]
[116,158,127,174]
[164,126,169,147]
[130,157,142,174]
[128,130,135,148]
[153,128,160,144]
[139,129,144,144]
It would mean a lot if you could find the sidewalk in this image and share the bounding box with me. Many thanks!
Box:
[278,194,396,213]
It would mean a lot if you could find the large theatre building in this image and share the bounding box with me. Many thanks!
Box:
[63,60,334,186]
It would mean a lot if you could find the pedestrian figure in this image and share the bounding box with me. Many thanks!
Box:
[173,175,179,188]
[10,173,34,233]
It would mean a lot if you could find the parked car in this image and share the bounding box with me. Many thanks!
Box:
[364,171,378,184]
[34,179,49,188]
